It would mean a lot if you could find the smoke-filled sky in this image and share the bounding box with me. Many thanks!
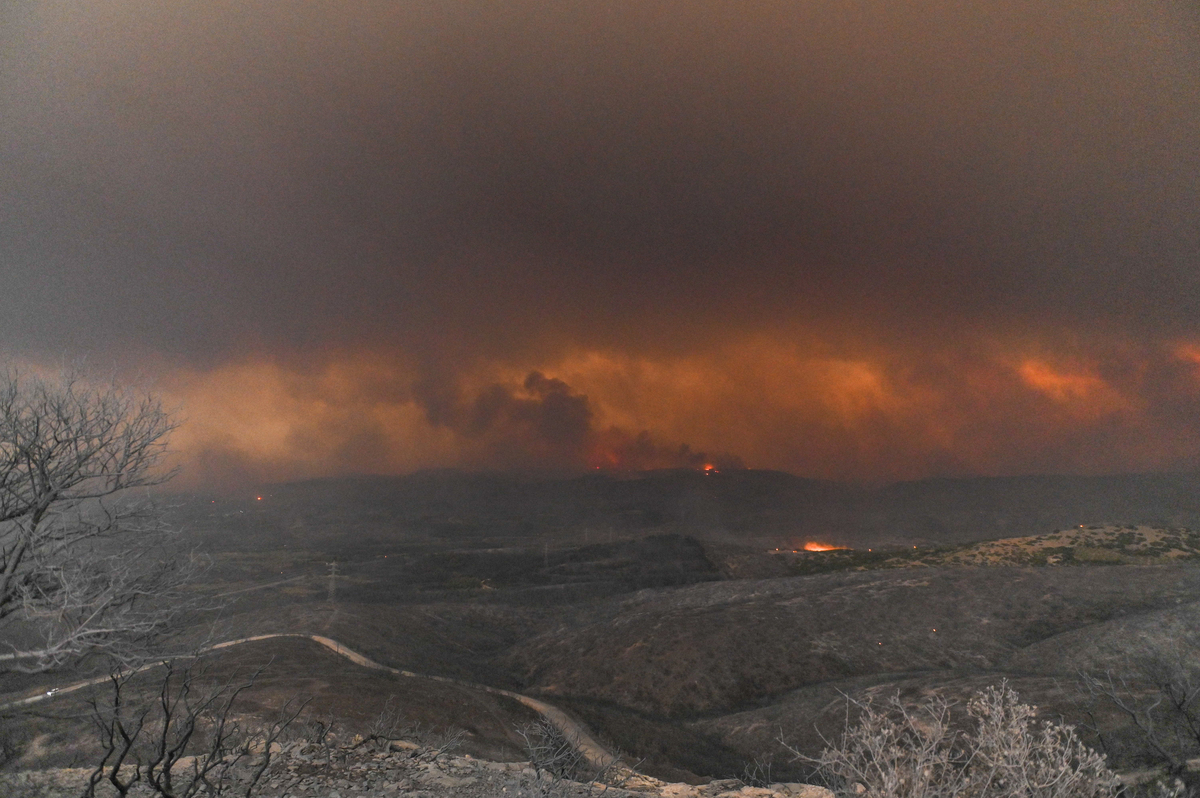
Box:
[2,1,1199,487]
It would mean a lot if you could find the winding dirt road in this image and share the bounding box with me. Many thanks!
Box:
[0,633,617,771]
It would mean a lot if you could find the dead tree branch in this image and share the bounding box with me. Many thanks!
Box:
[0,366,193,675]
[85,656,307,798]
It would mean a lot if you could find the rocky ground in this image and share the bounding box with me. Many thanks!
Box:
[0,738,833,798]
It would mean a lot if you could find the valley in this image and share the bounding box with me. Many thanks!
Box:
[6,468,1200,786]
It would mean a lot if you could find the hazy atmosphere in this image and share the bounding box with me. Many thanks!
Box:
[3,0,1199,488]
[8,7,1200,792]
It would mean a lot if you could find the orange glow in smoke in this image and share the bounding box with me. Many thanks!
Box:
[1174,343,1200,370]
[803,542,844,552]
[152,334,1200,490]
[1016,360,1123,407]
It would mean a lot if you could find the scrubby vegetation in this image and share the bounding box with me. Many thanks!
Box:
[771,525,1200,575]
[790,684,1124,798]
[7,424,1200,790]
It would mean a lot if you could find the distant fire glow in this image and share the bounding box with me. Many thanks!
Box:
[803,542,843,552]
[772,541,848,553]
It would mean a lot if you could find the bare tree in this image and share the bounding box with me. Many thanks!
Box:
[1079,637,1200,776]
[85,656,306,798]
[0,366,191,674]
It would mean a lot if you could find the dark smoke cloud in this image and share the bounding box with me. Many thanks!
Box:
[414,370,737,471]
[1,1,1198,482]
[2,0,1197,365]
[414,371,592,464]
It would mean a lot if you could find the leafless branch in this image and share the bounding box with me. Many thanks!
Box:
[0,366,193,676]
[518,718,588,781]
[1079,637,1200,775]
[84,655,307,798]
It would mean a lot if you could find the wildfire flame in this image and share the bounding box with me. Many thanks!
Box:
[802,542,843,552]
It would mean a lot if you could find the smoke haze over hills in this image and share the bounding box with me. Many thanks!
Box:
[2,1,1198,486]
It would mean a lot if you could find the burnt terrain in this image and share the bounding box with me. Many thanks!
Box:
[6,468,1200,783]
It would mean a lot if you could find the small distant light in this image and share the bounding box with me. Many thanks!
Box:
[877,642,882,645]
[256,496,262,501]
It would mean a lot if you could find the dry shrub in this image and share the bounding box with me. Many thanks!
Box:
[786,682,1123,798]
[518,719,587,780]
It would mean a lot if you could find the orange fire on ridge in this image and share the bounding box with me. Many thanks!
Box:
[802,542,844,552]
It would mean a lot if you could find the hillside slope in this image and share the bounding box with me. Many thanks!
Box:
[502,565,1200,717]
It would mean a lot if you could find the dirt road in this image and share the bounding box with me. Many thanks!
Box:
[1,633,618,771]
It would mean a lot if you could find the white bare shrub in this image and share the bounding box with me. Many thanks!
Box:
[0,366,193,674]
[785,682,1122,798]
[968,683,1121,798]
